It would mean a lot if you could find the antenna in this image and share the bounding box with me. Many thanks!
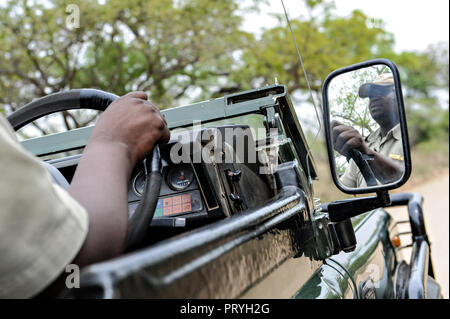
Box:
[280,0,322,187]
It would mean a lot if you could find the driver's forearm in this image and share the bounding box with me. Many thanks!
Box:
[68,139,134,267]
[367,149,404,184]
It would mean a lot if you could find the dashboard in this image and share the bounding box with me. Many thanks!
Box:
[128,162,210,228]
[48,124,275,236]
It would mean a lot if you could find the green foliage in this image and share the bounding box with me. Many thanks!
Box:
[228,9,395,97]
[0,0,446,142]
[428,42,450,89]
[407,106,449,145]
[392,51,440,98]
[0,0,254,133]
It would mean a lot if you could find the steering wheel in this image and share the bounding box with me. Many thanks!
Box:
[347,149,377,187]
[7,89,162,251]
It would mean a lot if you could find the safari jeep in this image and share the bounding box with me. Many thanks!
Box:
[8,59,443,299]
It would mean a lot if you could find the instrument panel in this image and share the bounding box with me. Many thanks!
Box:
[49,124,274,230]
[127,157,211,227]
[125,125,275,229]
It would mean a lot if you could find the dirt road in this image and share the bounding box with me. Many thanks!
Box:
[387,171,449,298]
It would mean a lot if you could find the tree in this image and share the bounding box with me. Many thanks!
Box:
[226,7,395,99]
[0,0,444,142]
[0,0,254,134]
[425,41,449,97]
[224,1,445,149]
[390,42,449,145]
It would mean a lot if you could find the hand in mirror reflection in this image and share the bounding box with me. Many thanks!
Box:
[332,74,405,188]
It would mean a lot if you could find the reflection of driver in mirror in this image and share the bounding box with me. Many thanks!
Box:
[332,74,405,188]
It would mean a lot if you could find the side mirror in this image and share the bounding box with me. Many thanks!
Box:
[322,59,411,195]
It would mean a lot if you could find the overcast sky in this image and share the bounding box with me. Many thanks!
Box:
[243,0,450,53]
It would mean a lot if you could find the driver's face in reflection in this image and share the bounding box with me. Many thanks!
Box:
[359,74,399,132]
[369,90,398,128]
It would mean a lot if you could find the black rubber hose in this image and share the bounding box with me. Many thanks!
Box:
[7,89,119,130]
[125,146,162,251]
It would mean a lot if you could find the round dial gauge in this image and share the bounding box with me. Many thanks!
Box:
[167,164,194,191]
[133,171,146,196]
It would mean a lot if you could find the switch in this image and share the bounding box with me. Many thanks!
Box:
[229,193,243,205]
[227,169,242,182]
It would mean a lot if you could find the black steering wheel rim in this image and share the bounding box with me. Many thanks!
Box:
[7,89,161,251]
[7,89,119,131]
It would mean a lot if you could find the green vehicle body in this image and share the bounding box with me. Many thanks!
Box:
[20,84,438,299]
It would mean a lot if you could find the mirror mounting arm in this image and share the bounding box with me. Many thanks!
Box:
[324,190,391,223]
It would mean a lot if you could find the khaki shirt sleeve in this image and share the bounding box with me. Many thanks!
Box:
[0,117,88,298]
[339,159,359,189]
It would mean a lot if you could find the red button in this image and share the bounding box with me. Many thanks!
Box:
[182,203,192,212]
[172,205,182,214]
[172,196,181,205]
[182,194,191,203]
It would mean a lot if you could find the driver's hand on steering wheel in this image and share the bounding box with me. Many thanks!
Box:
[331,120,371,158]
[91,91,170,167]
[19,91,171,297]
[67,91,170,270]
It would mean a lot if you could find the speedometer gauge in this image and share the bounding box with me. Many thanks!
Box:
[167,164,194,191]
[133,171,146,196]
